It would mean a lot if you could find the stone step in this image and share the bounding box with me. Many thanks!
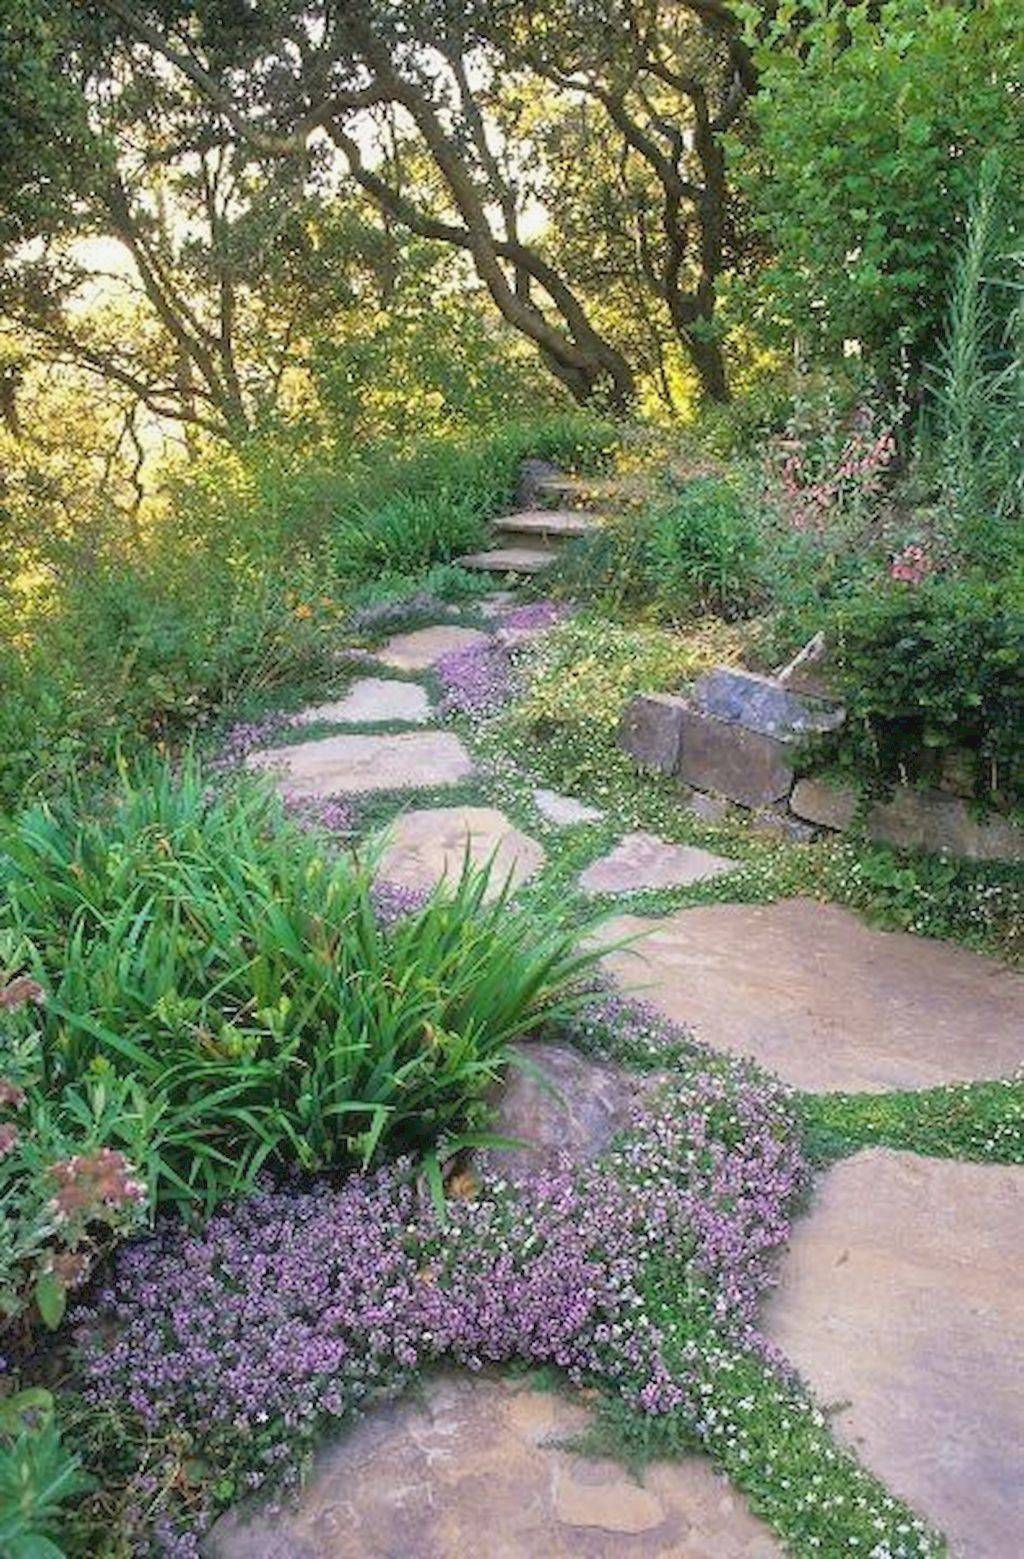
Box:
[533,472,644,506]
[456,546,556,575]
[492,509,597,541]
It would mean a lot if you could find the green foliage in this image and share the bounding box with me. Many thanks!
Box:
[738,0,1023,365]
[551,477,764,623]
[929,153,1024,556]
[0,1398,90,1559]
[0,414,613,813]
[0,757,601,1213]
[825,574,1024,802]
[0,1037,151,1337]
[644,479,764,620]
[800,1078,1024,1166]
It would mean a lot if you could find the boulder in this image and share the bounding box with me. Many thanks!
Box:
[480,1041,644,1181]
[676,705,795,808]
[618,693,688,774]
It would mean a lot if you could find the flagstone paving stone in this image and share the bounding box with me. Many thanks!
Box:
[532,787,603,826]
[377,805,545,898]
[293,678,431,726]
[765,1148,1024,1559]
[378,624,492,671]
[579,831,738,894]
[210,1372,780,1558]
[599,898,1024,1092]
[246,731,474,798]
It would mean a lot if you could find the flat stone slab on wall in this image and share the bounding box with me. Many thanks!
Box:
[247,731,475,797]
[619,693,688,774]
[765,1149,1024,1559]
[378,625,491,671]
[210,1372,780,1558]
[377,805,545,897]
[791,778,1024,862]
[579,831,738,894]
[293,678,431,726]
[692,667,844,738]
[598,898,1024,1092]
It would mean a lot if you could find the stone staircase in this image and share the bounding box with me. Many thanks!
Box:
[457,471,604,577]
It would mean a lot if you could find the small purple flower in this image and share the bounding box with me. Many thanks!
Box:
[371,879,431,929]
[435,640,513,718]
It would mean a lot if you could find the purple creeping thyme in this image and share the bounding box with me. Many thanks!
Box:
[435,638,514,718]
[370,879,432,929]
[212,713,298,770]
[282,793,355,836]
[498,599,571,634]
[73,998,806,1550]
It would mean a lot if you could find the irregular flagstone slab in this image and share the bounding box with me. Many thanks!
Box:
[765,1149,1024,1558]
[378,624,491,671]
[377,805,545,898]
[247,731,474,797]
[209,1371,779,1558]
[532,787,603,826]
[598,898,1024,1092]
[293,678,431,727]
[579,831,738,895]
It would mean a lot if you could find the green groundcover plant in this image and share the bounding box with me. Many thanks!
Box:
[0,758,602,1228]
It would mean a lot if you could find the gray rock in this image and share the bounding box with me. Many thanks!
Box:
[516,456,562,508]
[692,666,844,738]
[791,778,1024,862]
[748,807,816,844]
[686,791,731,825]
[618,693,688,774]
[677,706,795,808]
[481,1041,644,1180]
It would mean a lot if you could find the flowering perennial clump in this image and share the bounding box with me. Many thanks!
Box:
[213,713,298,769]
[499,599,571,634]
[74,1006,805,1546]
[435,638,514,717]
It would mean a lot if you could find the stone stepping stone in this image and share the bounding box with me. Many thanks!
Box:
[765,1149,1024,1557]
[210,1371,779,1557]
[377,805,545,898]
[533,787,603,826]
[378,624,491,671]
[579,831,738,894]
[598,898,1024,1092]
[247,731,474,798]
[293,678,431,726]
[457,545,556,575]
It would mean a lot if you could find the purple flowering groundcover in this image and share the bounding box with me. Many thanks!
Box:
[71,1000,806,1550]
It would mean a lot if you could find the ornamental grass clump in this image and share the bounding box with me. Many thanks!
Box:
[73,1008,805,1547]
[0,757,601,1213]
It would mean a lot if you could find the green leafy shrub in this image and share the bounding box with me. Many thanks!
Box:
[738,0,1022,364]
[0,759,600,1212]
[0,1019,152,1338]
[645,479,764,620]
[0,1395,90,1559]
[825,575,1024,802]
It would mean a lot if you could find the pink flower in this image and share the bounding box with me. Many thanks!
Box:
[0,976,45,1010]
[0,1079,26,1110]
[0,1122,20,1158]
[890,543,931,585]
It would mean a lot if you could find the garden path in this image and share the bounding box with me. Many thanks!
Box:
[233,595,1024,1556]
